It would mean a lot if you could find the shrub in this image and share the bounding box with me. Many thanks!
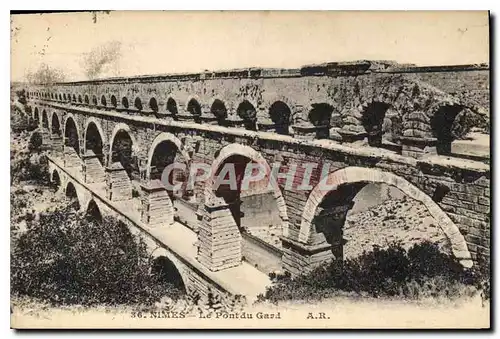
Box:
[11,203,184,306]
[261,241,488,303]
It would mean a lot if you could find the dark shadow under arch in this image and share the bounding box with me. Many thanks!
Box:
[121,97,129,109]
[361,102,391,147]
[151,256,186,292]
[149,98,158,113]
[269,101,291,135]
[85,122,104,165]
[51,113,61,136]
[308,103,333,139]
[65,182,80,210]
[431,105,464,155]
[51,170,61,191]
[237,100,257,131]
[65,117,80,154]
[211,99,228,125]
[166,98,178,119]
[85,200,102,223]
[187,98,201,123]
[134,97,143,111]
[42,110,49,130]
[111,130,136,178]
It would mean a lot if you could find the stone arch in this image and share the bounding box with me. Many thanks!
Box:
[84,94,90,105]
[50,168,61,189]
[209,98,228,125]
[266,95,297,119]
[108,123,139,158]
[33,107,39,123]
[236,99,258,131]
[63,113,81,141]
[100,95,107,106]
[358,101,392,146]
[72,94,76,102]
[298,166,472,267]
[430,103,465,155]
[108,123,139,176]
[63,114,81,154]
[51,111,61,136]
[150,248,189,293]
[146,132,191,180]
[41,109,49,130]
[134,97,143,111]
[64,181,81,210]
[110,95,118,108]
[166,97,178,117]
[84,117,107,148]
[92,95,98,106]
[186,97,202,123]
[85,199,103,223]
[205,143,289,236]
[84,118,107,165]
[121,96,129,109]
[149,97,159,113]
[268,101,292,135]
[63,93,67,101]
[308,103,334,139]
[78,94,83,103]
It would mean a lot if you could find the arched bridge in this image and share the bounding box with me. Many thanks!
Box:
[21,60,490,303]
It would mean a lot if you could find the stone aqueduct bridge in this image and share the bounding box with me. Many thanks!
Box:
[23,61,490,302]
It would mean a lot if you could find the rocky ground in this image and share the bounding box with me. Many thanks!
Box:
[344,196,450,259]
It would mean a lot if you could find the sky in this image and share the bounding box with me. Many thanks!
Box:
[10,11,490,82]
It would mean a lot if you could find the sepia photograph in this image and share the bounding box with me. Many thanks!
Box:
[9,10,490,329]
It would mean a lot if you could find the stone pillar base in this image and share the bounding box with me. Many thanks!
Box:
[398,136,438,159]
[177,113,196,122]
[280,236,335,277]
[292,123,329,140]
[200,113,218,125]
[225,116,245,128]
[82,151,105,184]
[63,147,81,168]
[197,202,242,272]
[105,162,133,201]
[337,128,367,143]
[140,180,174,227]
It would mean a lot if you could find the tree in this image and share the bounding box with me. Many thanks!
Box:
[26,63,66,85]
[81,41,122,80]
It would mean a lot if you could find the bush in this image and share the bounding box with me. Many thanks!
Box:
[261,241,488,303]
[11,147,49,185]
[11,203,184,306]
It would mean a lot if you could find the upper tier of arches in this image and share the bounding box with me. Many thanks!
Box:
[25,74,486,157]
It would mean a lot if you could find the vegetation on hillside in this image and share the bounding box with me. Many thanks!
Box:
[11,203,185,306]
[260,241,490,304]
